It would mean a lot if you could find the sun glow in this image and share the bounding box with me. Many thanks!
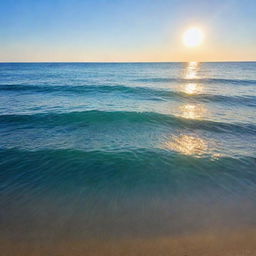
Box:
[182,27,204,47]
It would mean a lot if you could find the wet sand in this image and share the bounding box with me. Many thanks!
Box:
[1,229,256,256]
[1,193,256,256]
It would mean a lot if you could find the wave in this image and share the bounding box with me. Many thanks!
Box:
[134,77,256,85]
[1,148,256,194]
[1,83,255,106]
[1,110,256,134]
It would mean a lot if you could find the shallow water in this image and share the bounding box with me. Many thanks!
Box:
[0,62,256,255]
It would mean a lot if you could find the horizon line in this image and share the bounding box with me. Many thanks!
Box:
[1,60,256,64]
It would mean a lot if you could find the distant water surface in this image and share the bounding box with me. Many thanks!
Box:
[0,62,256,255]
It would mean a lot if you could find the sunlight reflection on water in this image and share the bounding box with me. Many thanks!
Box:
[165,62,216,157]
[164,134,208,156]
[184,61,199,80]
[182,62,202,95]
[179,103,206,119]
[182,82,203,95]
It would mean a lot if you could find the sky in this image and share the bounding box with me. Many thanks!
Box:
[0,0,256,62]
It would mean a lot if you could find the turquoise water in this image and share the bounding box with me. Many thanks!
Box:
[0,62,256,253]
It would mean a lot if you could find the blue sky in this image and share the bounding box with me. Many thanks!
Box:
[0,0,255,61]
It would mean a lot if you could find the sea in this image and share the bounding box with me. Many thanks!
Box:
[0,62,256,255]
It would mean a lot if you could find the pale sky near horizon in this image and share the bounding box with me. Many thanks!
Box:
[0,0,256,62]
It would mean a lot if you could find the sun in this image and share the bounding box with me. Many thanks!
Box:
[182,27,204,47]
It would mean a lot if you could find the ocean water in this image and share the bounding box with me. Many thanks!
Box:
[0,62,256,255]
